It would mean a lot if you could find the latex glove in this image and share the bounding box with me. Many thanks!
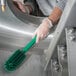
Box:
[13,0,30,14]
[33,18,53,43]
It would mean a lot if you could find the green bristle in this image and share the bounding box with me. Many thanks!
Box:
[4,35,36,71]
[4,50,26,71]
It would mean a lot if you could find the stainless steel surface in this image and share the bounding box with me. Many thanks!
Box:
[44,0,76,71]
[0,50,47,76]
[57,45,67,67]
[66,28,76,76]
[65,2,76,76]
[51,59,61,76]
[0,0,54,76]
[0,0,53,52]
[57,45,68,76]
[1,0,76,76]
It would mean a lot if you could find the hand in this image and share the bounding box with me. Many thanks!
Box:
[13,0,30,13]
[33,18,53,43]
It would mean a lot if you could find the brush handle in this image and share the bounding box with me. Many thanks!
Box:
[22,35,37,53]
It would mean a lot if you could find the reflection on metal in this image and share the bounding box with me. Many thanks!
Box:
[44,0,76,71]
[0,0,76,76]
[0,0,54,52]
[0,0,54,76]
[66,28,76,76]
[7,0,43,25]
[0,0,6,12]
[0,25,33,36]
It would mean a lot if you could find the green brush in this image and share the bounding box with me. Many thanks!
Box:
[4,35,37,71]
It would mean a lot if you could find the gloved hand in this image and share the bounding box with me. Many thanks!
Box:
[33,18,53,43]
[13,0,31,14]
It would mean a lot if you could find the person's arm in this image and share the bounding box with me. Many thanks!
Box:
[34,0,67,43]
[33,7,62,43]
[48,7,62,25]
[48,0,67,25]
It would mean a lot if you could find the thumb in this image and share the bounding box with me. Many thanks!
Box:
[32,30,37,38]
[36,34,40,44]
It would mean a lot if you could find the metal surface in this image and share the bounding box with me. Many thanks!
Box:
[51,59,61,76]
[0,50,47,76]
[57,45,68,76]
[66,28,76,76]
[0,0,58,75]
[0,0,54,76]
[0,0,54,52]
[0,0,76,76]
[65,1,76,76]
[44,0,76,71]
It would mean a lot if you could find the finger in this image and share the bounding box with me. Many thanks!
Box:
[17,2,26,13]
[32,29,38,38]
[44,32,49,38]
[41,34,44,39]
[36,33,41,44]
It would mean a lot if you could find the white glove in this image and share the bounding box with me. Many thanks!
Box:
[33,18,53,43]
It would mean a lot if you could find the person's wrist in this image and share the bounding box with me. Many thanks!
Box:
[42,18,53,29]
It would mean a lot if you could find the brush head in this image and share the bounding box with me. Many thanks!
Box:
[4,49,26,71]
